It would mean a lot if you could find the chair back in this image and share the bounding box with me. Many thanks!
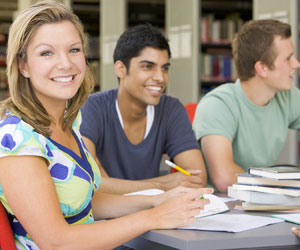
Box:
[170,103,198,173]
[184,103,198,124]
[0,202,16,250]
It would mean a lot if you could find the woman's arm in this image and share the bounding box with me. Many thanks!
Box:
[0,155,212,250]
[91,185,212,219]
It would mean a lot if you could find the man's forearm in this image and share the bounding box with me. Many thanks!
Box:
[100,171,205,195]
[99,176,163,195]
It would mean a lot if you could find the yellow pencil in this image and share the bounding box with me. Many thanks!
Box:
[165,160,191,176]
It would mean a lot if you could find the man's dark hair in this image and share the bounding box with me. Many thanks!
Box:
[113,24,171,70]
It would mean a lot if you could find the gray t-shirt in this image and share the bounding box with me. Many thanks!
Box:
[193,79,300,172]
[80,89,199,180]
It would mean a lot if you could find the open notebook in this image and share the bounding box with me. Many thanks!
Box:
[125,189,229,218]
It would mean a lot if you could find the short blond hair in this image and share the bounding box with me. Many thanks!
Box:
[1,0,94,136]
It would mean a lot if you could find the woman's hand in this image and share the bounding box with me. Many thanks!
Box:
[153,186,212,207]
[148,187,213,229]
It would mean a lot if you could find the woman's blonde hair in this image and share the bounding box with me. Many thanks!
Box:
[1,0,94,137]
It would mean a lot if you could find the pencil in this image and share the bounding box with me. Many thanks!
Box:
[165,160,191,176]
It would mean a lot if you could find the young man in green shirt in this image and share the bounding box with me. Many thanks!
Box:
[193,19,300,192]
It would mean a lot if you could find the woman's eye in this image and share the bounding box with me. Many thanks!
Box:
[41,51,52,57]
[70,48,81,53]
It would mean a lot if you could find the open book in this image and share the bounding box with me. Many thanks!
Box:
[125,189,229,218]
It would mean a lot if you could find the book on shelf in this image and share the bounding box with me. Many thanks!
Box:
[237,173,300,188]
[241,202,300,211]
[231,183,300,197]
[211,20,221,43]
[201,15,244,43]
[248,164,300,179]
[201,53,236,82]
[228,186,300,205]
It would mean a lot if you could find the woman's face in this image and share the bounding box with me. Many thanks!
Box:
[19,20,86,111]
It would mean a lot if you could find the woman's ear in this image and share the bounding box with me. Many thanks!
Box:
[18,59,30,78]
[114,60,127,79]
[254,61,268,78]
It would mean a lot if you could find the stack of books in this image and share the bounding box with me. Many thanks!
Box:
[228,164,300,211]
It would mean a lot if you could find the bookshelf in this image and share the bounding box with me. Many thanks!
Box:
[71,0,100,90]
[165,0,253,104]
[200,0,252,96]
[0,34,8,91]
[128,0,165,28]
[100,0,165,92]
[99,0,252,103]
[0,0,101,93]
[0,0,17,99]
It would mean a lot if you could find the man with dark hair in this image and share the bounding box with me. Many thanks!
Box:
[80,24,207,194]
[193,19,300,192]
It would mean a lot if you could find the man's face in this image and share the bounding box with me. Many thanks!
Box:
[264,36,300,92]
[118,47,170,107]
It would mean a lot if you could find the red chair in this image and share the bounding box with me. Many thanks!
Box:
[184,103,198,124]
[170,103,198,173]
[0,202,16,250]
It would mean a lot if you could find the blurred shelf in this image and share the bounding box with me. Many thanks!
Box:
[0,0,17,22]
[128,0,165,28]
[72,0,100,36]
[202,0,252,19]
[201,77,235,87]
[202,42,232,49]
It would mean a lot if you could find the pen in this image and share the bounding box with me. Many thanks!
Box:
[165,160,191,176]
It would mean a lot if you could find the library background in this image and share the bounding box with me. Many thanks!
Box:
[0,0,299,164]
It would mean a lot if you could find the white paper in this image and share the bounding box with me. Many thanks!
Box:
[270,213,300,225]
[180,214,283,232]
[220,197,238,203]
[124,189,164,196]
[196,194,229,218]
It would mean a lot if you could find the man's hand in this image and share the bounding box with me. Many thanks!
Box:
[291,227,300,237]
[157,170,204,191]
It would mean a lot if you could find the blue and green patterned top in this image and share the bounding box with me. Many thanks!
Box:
[0,111,101,249]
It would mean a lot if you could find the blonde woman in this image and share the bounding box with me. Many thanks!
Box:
[0,1,212,249]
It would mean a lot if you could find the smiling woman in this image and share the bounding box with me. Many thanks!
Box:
[5,0,94,137]
[19,20,86,112]
[0,1,212,249]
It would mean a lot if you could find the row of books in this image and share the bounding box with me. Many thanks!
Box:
[201,53,237,82]
[228,165,300,211]
[201,14,244,43]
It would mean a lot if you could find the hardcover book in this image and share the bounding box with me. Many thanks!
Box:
[237,173,300,188]
[241,202,300,211]
[248,164,300,179]
[232,183,300,197]
[228,186,300,205]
